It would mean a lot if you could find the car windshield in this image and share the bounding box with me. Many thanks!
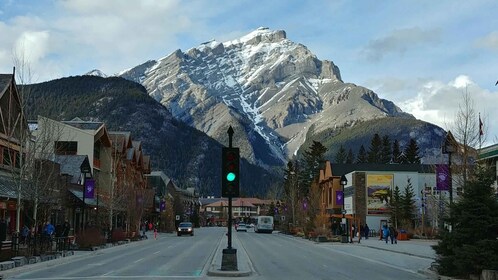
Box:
[179,223,192,227]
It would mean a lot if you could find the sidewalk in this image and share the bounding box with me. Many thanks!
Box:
[207,232,253,277]
[356,237,437,260]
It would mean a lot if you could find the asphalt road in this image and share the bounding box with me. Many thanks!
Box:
[236,229,431,280]
[7,228,223,280]
[6,227,432,280]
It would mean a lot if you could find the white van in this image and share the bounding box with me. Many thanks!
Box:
[255,216,274,233]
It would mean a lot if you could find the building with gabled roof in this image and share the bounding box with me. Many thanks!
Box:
[0,71,29,234]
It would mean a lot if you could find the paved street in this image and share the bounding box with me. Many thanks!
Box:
[6,228,222,280]
[237,230,432,280]
[4,227,435,280]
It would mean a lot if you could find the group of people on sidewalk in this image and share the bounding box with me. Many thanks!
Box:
[381,224,398,244]
[349,224,370,243]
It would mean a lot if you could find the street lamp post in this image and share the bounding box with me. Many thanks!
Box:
[340,175,348,243]
[442,132,456,230]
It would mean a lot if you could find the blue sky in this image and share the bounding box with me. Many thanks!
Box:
[1,0,497,143]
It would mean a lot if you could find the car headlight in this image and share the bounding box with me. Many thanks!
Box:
[188,228,192,231]
[177,228,181,231]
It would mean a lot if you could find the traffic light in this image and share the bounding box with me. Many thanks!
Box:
[222,147,240,197]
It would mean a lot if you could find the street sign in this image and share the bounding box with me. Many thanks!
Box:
[342,209,347,214]
[342,218,346,224]
[175,215,180,221]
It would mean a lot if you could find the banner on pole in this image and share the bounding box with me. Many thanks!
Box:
[336,190,344,206]
[84,179,95,199]
[436,164,451,191]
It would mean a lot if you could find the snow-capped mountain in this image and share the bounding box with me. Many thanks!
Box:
[85,69,108,78]
[118,27,415,166]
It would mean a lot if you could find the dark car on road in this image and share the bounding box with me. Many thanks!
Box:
[177,222,194,236]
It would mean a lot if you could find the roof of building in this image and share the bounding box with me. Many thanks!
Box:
[199,197,225,206]
[479,143,498,161]
[126,148,135,161]
[330,163,435,176]
[205,200,228,207]
[62,118,104,131]
[68,187,99,206]
[232,199,255,207]
[109,131,131,152]
[54,155,90,184]
[0,173,33,199]
[0,74,12,96]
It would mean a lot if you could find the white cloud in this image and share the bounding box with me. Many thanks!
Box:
[14,30,50,66]
[385,75,498,143]
[476,31,498,51]
[362,27,441,62]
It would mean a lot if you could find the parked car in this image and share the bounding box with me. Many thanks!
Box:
[177,222,194,236]
[236,223,247,232]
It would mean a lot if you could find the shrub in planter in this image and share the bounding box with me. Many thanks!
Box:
[76,228,105,249]
[111,228,126,243]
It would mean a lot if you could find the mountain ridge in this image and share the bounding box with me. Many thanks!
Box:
[117,27,420,167]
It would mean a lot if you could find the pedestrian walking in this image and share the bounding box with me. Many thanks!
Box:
[382,225,389,244]
[21,225,30,244]
[142,224,148,239]
[388,226,398,244]
[364,224,370,239]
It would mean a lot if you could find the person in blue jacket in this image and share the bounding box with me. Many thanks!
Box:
[382,225,390,244]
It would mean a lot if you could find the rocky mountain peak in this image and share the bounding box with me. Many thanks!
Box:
[224,27,287,46]
[84,69,107,78]
[118,28,414,167]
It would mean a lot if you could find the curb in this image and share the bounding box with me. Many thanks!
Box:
[207,233,253,277]
[360,244,435,260]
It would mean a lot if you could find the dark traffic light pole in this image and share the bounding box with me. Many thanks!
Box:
[227,126,234,250]
[221,126,237,271]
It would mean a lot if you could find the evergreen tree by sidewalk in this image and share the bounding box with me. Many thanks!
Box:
[433,166,498,278]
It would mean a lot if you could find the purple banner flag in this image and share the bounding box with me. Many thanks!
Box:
[160,201,166,212]
[84,179,95,199]
[436,164,451,191]
[336,190,344,206]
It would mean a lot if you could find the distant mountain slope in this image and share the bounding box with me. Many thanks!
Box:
[23,76,279,196]
[301,117,446,163]
[118,27,418,167]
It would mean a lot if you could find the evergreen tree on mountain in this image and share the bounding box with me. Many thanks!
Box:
[392,139,402,164]
[335,145,347,164]
[403,138,421,163]
[356,145,368,163]
[381,135,392,163]
[300,141,327,197]
[433,166,498,278]
[400,177,416,228]
[368,133,382,163]
[346,148,355,164]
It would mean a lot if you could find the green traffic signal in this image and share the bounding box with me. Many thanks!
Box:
[227,172,236,182]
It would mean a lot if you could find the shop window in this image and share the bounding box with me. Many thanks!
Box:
[15,151,20,168]
[54,141,77,155]
[3,148,11,166]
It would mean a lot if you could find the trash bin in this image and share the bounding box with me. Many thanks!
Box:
[398,229,409,240]
[341,235,348,243]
